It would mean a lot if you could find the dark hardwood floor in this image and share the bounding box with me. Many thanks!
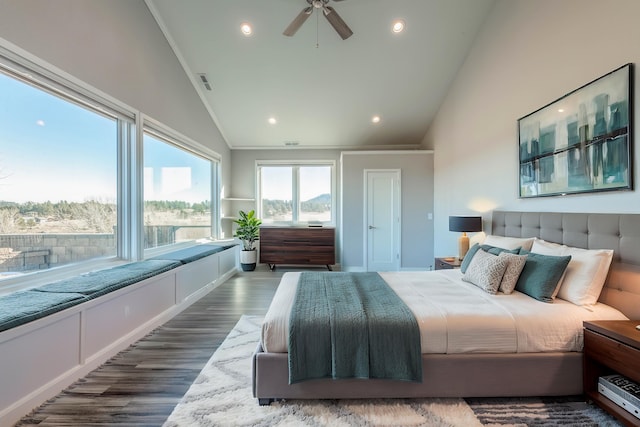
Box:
[14,265,301,426]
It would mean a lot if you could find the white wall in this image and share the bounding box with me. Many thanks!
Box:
[0,0,230,173]
[424,0,640,257]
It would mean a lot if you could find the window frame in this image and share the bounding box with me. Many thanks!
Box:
[0,47,222,293]
[256,160,336,226]
[141,120,221,258]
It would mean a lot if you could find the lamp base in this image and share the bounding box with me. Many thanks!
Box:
[458,233,470,261]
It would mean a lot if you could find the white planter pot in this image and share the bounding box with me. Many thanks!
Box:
[240,249,257,271]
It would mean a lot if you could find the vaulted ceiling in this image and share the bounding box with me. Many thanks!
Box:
[146,0,495,150]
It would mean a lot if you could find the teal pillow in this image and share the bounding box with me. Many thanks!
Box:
[482,245,520,256]
[461,243,520,273]
[460,243,482,273]
[515,249,571,302]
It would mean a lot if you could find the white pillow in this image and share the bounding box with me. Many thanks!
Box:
[497,252,528,294]
[531,238,563,255]
[462,249,509,295]
[532,239,614,305]
[483,235,534,251]
[556,246,614,306]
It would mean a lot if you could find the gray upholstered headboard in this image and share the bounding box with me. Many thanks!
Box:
[491,211,640,320]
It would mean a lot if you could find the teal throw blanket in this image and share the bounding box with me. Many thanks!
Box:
[288,272,422,384]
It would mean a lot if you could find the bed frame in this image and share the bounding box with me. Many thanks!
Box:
[252,211,640,404]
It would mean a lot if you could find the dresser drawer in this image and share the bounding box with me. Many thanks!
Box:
[259,249,334,265]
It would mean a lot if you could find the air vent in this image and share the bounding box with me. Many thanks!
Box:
[284,141,300,146]
[197,73,212,91]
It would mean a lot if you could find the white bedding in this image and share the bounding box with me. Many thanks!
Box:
[261,270,628,354]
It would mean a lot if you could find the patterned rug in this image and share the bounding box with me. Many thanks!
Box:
[163,316,622,427]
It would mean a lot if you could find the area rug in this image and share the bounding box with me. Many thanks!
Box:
[163,316,622,427]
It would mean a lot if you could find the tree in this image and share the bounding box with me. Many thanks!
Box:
[0,207,18,233]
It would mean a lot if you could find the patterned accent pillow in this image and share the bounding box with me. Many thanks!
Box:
[497,252,528,294]
[462,249,509,294]
[460,243,520,273]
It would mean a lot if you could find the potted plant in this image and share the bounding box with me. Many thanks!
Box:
[233,209,261,271]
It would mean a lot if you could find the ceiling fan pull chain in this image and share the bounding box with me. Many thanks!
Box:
[316,10,320,48]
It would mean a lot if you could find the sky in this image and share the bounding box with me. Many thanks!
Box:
[260,165,331,201]
[0,72,117,203]
[0,70,329,206]
[0,72,210,205]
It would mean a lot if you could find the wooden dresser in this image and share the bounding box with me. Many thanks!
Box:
[259,226,335,270]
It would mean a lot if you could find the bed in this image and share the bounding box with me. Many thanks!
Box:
[252,211,640,404]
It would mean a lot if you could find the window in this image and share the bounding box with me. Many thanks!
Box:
[143,131,214,249]
[257,162,334,225]
[0,50,221,289]
[259,166,293,223]
[0,67,121,280]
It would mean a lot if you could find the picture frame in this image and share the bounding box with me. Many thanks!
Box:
[518,63,633,198]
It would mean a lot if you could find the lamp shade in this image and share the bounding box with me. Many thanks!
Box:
[449,216,482,233]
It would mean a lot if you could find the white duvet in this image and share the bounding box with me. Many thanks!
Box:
[261,270,628,354]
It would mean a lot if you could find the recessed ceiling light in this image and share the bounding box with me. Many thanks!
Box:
[392,20,405,34]
[241,23,253,36]
[268,117,277,125]
[371,115,381,124]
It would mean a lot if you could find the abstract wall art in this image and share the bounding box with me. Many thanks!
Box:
[518,64,633,198]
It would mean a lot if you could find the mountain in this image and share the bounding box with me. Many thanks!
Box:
[304,193,331,204]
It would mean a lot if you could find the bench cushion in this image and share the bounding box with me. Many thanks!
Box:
[33,259,181,300]
[0,290,88,332]
[151,243,237,264]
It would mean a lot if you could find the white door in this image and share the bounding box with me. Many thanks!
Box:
[365,170,400,271]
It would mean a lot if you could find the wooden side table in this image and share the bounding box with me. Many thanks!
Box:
[583,320,640,426]
[434,257,461,270]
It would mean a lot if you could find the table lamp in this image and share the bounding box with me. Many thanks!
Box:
[449,216,482,260]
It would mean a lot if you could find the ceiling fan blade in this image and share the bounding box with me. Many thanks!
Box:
[283,7,313,37]
[323,6,353,40]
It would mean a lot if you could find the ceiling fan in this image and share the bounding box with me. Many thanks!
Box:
[283,0,353,40]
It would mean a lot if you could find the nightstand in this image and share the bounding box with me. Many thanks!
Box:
[434,257,462,270]
[583,320,640,426]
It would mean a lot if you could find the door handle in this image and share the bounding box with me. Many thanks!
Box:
[368,225,376,229]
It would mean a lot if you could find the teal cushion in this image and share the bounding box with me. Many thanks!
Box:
[515,249,572,302]
[151,243,237,264]
[0,290,87,332]
[34,259,181,300]
[460,243,520,273]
